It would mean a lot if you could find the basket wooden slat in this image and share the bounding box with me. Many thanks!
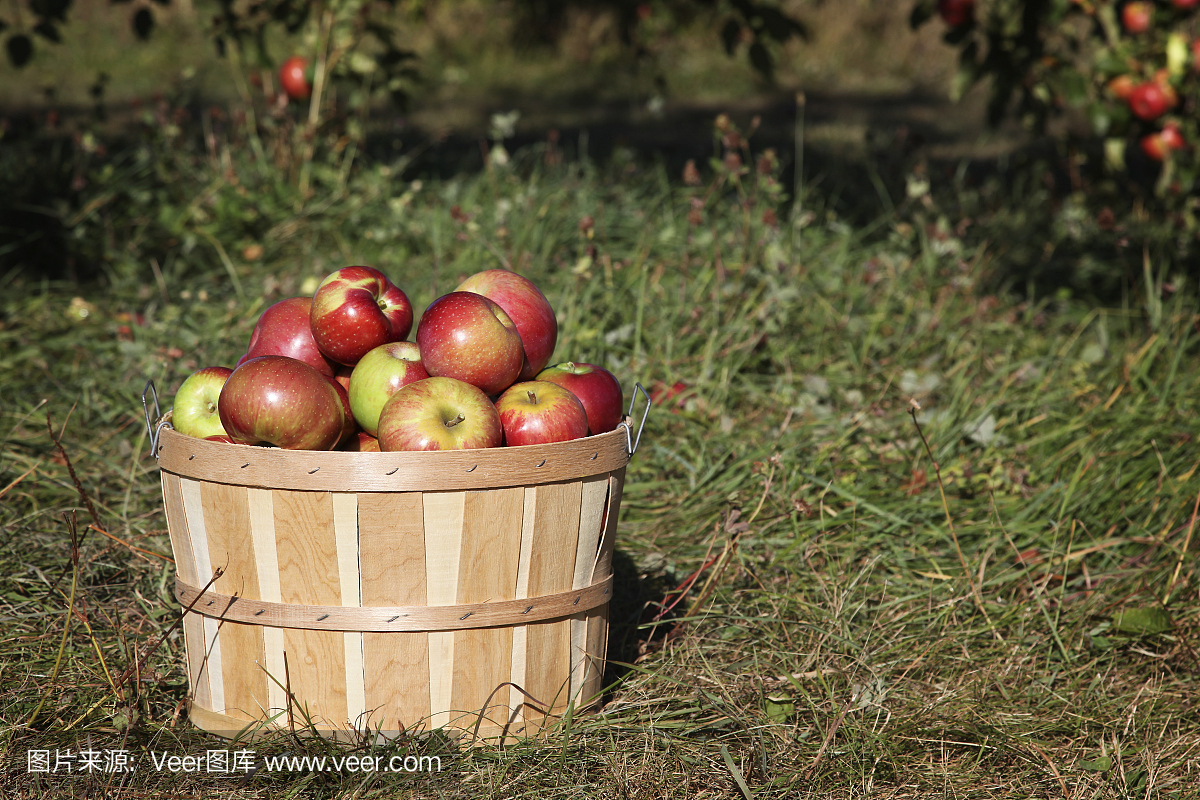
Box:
[202,481,266,723]
[180,477,227,716]
[359,492,429,731]
[247,486,286,718]
[520,481,582,722]
[584,467,624,706]
[161,473,212,714]
[568,475,608,703]
[448,488,524,730]
[279,491,349,729]
[156,421,634,740]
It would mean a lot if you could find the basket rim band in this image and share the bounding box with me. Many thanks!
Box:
[175,575,614,632]
[154,419,631,492]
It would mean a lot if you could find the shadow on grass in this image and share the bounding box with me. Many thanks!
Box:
[602,547,680,694]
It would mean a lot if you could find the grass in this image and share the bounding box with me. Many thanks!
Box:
[1,98,1199,799]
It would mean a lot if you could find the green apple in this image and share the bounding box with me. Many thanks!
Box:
[348,341,429,436]
[172,366,233,439]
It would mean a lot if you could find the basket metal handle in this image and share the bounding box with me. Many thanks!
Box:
[619,382,652,456]
[142,380,171,459]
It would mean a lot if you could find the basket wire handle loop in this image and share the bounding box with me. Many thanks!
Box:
[618,382,652,455]
[142,380,166,458]
[154,419,173,457]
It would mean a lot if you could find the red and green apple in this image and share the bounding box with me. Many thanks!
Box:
[238,296,336,377]
[495,380,588,446]
[310,266,413,366]
[415,291,524,395]
[348,341,429,436]
[279,56,312,101]
[218,355,346,450]
[454,269,558,379]
[535,361,623,435]
[377,376,502,451]
[1122,1,1152,33]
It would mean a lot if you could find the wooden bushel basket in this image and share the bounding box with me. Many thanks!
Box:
[144,383,649,742]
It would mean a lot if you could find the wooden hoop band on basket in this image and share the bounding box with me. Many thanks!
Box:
[154,421,632,492]
[175,575,614,632]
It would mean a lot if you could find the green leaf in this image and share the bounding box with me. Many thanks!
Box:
[1112,607,1172,636]
[1094,48,1125,75]
[1088,104,1111,136]
[1059,70,1088,108]
[764,697,793,724]
[748,41,773,81]
[1079,756,1111,772]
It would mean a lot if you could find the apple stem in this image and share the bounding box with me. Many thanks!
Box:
[527,390,537,405]
[444,413,465,428]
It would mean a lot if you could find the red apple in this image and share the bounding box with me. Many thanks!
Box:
[238,296,336,377]
[1161,122,1186,150]
[1122,1,1153,33]
[310,266,413,366]
[1153,69,1180,108]
[937,0,974,27]
[340,431,381,452]
[535,362,623,435]
[348,341,429,436]
[218,356,347,450]
[650,380,689,412]
[496,381,589,446]
[204,434,240,444]
[1141,132,1169,161]
[325,372,357,443]
[279,56,312,101]
[1142,124,1187,160]
[1107,75,1136,100]
[377,377,503,451]
[415,292,524,395]
[172,366,233,439]
[1172,0,1200,10]
[454,270,558,379]
[1129,81,1172,121]
[332,363,353,392]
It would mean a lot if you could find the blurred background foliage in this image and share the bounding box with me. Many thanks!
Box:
[1,0,1198,302]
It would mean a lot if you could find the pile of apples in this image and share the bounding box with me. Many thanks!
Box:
[170,267,624,452]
